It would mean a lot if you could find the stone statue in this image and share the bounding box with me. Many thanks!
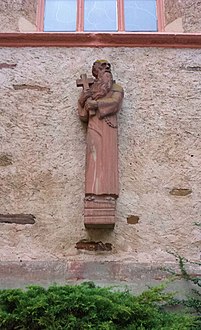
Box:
[77,60,124,228]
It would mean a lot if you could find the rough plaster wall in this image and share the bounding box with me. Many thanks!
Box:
[0,47,200,267]
[164,0,201,32]
[182,1,201,33]
[164,0,182,28]
[0,0,36,32]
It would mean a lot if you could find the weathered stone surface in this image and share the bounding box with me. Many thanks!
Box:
[0,261,200,296]
[164,0,201,32]
[0,47,200,272]
[84,197,116,229]
[0,0,37,32]
[164,0,183,30]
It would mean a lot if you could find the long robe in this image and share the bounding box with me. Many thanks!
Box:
[78,83,124,197]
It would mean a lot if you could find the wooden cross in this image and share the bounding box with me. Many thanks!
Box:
[76,74,94,92]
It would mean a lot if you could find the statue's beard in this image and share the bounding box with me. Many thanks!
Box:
[91,72,113,100]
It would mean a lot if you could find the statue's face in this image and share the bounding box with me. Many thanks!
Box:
[92,62,111,78]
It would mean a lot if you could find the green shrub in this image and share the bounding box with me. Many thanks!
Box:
[0,282,198,330]
[165,252,201,324]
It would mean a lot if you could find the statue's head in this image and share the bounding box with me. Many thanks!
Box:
[92,60,111,79]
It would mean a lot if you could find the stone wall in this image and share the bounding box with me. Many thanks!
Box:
[164,0,201,32]
[0,48,200,282]
[0,0,201,33]
[0,0,37,32]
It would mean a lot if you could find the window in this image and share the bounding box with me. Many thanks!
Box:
[37,0,164,32]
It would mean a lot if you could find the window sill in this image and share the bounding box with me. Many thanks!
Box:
[0,32,201,48]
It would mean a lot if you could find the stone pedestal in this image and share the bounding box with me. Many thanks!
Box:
[84,196,116,229]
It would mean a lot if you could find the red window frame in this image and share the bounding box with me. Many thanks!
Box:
[36,0,165,32]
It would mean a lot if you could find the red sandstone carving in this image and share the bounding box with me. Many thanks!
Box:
[77,60,124,228]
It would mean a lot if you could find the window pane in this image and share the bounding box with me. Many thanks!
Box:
[44,0,76,32]
[124,0,157,32]
[84,0,117,32]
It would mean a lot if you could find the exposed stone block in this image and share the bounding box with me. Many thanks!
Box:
[13,84,51,92]
[0,153,13,166]
[0,63,16,69]
[127,215,140,224]
[169,189,192,196]
[75,240,112,251]
[0,214,36,224]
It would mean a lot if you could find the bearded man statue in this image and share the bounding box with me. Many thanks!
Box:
[78,60,124,228]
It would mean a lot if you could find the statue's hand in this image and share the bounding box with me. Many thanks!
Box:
[86,99,98,112]
[79,89,92,107]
